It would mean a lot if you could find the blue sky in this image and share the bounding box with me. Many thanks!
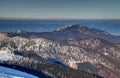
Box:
[0,0,120,19]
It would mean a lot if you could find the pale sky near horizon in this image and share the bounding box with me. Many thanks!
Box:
[0,0,120,19]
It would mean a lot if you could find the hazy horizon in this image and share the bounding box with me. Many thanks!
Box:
[0,20,120,35]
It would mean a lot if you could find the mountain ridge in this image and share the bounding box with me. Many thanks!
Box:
[1,24,120,43]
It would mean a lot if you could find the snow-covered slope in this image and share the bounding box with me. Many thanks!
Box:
[0,66,38,78]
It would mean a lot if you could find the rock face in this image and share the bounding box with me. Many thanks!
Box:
[0,24,120,78]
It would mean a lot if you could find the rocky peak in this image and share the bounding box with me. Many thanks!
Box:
[55,24,88,32]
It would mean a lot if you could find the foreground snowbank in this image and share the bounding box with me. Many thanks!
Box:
[0,66,38,78]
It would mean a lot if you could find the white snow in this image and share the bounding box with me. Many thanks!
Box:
[68,60,78,69]
[0,51,13,61]
[0,73,24,78]
[104,52,108,56]
[0,66,38,78]
[55,25,72,31]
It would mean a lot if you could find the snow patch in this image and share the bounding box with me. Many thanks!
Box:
[55,25,72,31]
[0,51,13,61]
[104,52,108,56]
[68,60,78,69]
[0,66,38,78]
[0,73,24,78]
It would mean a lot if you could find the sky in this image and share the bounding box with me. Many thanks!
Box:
[0,0,120,19]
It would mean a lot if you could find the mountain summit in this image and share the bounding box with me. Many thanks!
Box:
[40,24,119,43]
[55,24,109,35]
[55,24,88,32]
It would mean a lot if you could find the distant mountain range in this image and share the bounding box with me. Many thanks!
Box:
[0,24,120,78]
[2,24,120,43]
